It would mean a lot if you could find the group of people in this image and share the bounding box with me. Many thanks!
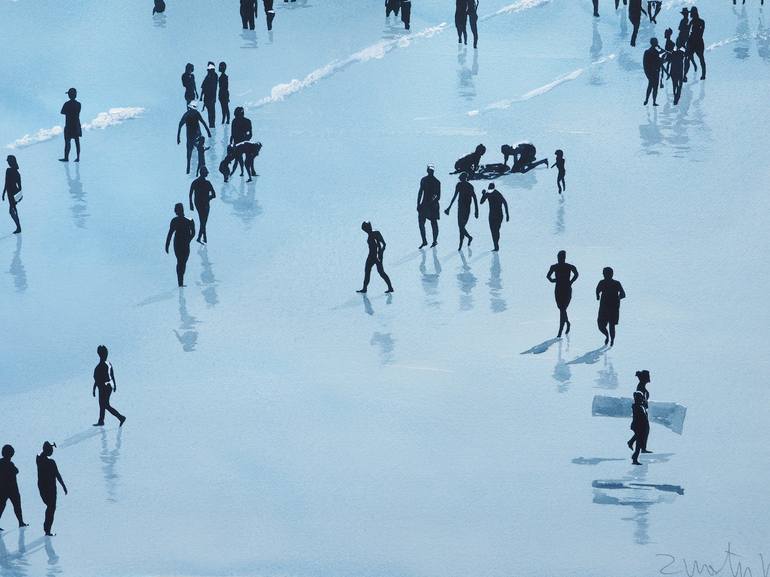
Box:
[385,0,412,30]
[181,61,230,126]
[455,0,480,48]
[641,7,707,106]
[452,143,558,182]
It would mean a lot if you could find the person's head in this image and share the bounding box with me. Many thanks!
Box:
[207,61,215,72]
[555,149,563,158]
[66,87,77,100]
[174,202,184,217]
[689,6,699,19]
[185,63,194,73]
[219,61,227,73]
[234,106,244,118]
[200,166,209,177]
[361,221,372,233]
[187,101,198,110]
[664,27,672,38]
[1,445,13,459]
[475,144,486,155]
[6,155,18,170]
[42,442,55,457]
[680,7,688,17]
[97,344,108,361]
[426,164,435,175]
[487,183,495,191]
[501,144,513,156]
[557,250,566,263]
[459,172,468,182]
[650,37,659,47]
[636,370,651,385]
[602,266,614,280]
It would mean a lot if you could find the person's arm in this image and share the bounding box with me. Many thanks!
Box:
[245,120,252,141]
[472,192,478,218]
[199,112,212,137]
[189,182,195,211]
[444,188,459,215]
[54,464,67,495]
[110,364,117,393]
[570,265,579,285]
[189,219,196,241]
[165,222,174,253]
[596,281,602,301]
[376,232,386,260]
[480,192,487,205]
[502,195,509,221]
[93,366,98,397]
[618,282,626,300]
[61,103,66,115]
[177,116,184,144]
[547,265,556,283]
[2,174,5,201]
[435,180,441,202]
[209,182,216,200]
[416,182,424,211]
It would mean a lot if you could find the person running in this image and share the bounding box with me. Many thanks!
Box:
[627,370,653,458]
[218,62,230,125]
[165,203,196,287]
[647,1,661,23]
[547,250,579,337]
[92,345,126,427]
[417,165,441,248]
[189,167,216,244]
[2,155,22,234]
[36,442,67,537]
[230,107,253,177]
[628,0,646,47]
[455,0,467,44]
[643,38,662,106]
[357,221,394,294]
[467,0,479,49]
[596,266,626,346]
[552,149,566,193]
[0,445,28,531]
[629,389,650,465]
[454,144,486,175]
[177,102,211,175]
[400,0,411,30]
[444,172,478,250]
[200,62,218,128]
[59,88,82,163]
[480,183,508,251]
[182,63,198,104]
[686,6,706,80]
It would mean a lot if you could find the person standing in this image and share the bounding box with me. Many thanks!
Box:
[230,107,253,177]
[466,0,479,49]
[400,0,411,30]
[36,442,67,537]
[675,8,690,49]
[177,103,212,175]
[670,46,685,105]
[643,38,662,106]
[2,155,21,234]
[596,266,626,346]
[0,445,28,531]
[59,88,82,163]
[200,62,218,129]
[165,203,196,287]
[182,63,198,104]
[552,149,566,193]
[547,251,579,338]
[444,172,478,250]
[189,167,216,244]
[627,370,653,458]
[480,183,508,252]
[240,0,256,29]
[628,0,646,47]
[417,165,441,249]
[92,345,126,427]
[357,221,394,294]
[686,6,706,80]
[218,62,230,125]
[455,0,467,44]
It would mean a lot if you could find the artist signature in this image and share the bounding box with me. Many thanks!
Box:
[657,543,770,577]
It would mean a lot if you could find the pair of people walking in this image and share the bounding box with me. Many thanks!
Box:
[455,0,479,48]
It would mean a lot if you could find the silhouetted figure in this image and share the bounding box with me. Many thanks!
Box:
[357,221,394,293]
[0,445,28,530]
[629,388,649,465]
[552,149,566,193]
[596,266,626,346]
[480,183,508,251]
[676,7,698,78]
[177,102,211,174]
[36,442,66,536]
[628,0,646,47]
[660,28,675,87]
[200,62,218,128]
[647,1,661,23]
[92,345,126,427]
[503,143,549,173]
[627,370,653,460]
[153,0,166,14]
[230,107,253,176]
[547,251,579,338]
[264,0,276,30]
[182,63,198,104]
[643,38,662,106]
[165,203,196,287]
[685,7,706,80]
[194,135,210,177]
[241,0,256,29]
[454,144,486,175]
[2,155,21,234]
[444,172,478,250]
[218,62,230,125]
[417,165,441,248]
[59,88,81,163]
[401,0,411,30]
[467,0,479,49]
[386,0,400,17]
[593,0,599,17]
[670,46,685,105]
[455,0,467,44]
[189,167,216,244]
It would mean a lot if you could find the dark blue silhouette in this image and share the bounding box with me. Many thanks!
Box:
[480,183,508,251]
[547,250,579,337]
[153,0,166,14]
[643,38,662,106]
[189,167,216,244]
[92,345,126,427]
[444,172,479,250]
[200,62,218,128]
[0,445,28,530]
[218,62,230,124]
[165,203,196,287]
[357,222,394,293]
[552,149,566,193]
[182,63,198,104]
[417,165,441,248]
[36,442,67,536]
[59,88,82,162]
[596,267,626,346]
[2,155,22,234]
[455,0,467,44]
[467,0,479,48]
[177,103,211,174]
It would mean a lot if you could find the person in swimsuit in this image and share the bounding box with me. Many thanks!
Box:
[357,221,394,294]
[36,442,67,536]
[444,172,478,250]
[218,62,230,125]
[59,88,82,163]
[182,63,198,104]
[547,251,579,338]
[480,183,508,251]
[552,149,566,193]
[417,165,441,248]
[92,345,126,427]
[596,266,626,346]
[189,167,216,244]
[2,155,22,234]
[0,445,28,531]
[686,6,706,80]
[165,203,196,287]
[230,107,253,177]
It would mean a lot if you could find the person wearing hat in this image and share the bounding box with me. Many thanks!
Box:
[59,88,82,163]
[200,62,219,128]
[0,444,28,531]
[444,172,478,251]
[676,7,690,49]
[177,102,212,175]
[480,182,508,252]
[417,165,441,249]
[36,442,67,536]
[628,370,652,464]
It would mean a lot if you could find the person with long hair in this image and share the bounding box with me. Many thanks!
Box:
[182,63,198,104]
[2,155,22,234]
[165,203,196,287]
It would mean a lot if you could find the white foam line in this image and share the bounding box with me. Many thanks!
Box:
[246,24,448,108]
[706,33,766,51]
[6,107,145,149]
[480,0,550,22]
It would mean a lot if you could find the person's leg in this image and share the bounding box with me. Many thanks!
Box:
[43,494,56,535]
[628,433,636,449]
[615,0,619,9]
[186,139,194,173]
[96,385,108,425]
[632,439,642,464]
[593,0,599,16]
[630,20,639,46]
[470,15,478,48]
[418,215,428,247]
[361,257,374,291]
[0,493,7,520]
[652,78,658,104]
[241,7,248,28]
[430,219,438,246]
[198,205,209,242]
[490,218,501,251]
[641,427,651,452]
[9,204,20,233]
[63,138,71,161]
[558,308,567,337]
[598,319,609,344]
[74,137,80,161]
[645,77,653,104]
[609,323,616,346]
[375,261,394,292]
[522,158,549,172]
[697,46,706,79]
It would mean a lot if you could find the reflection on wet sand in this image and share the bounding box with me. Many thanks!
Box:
[419,248,442,307]
[64,162,88,229]
[456,249,476,311]
[100,427,122,504]
[220,180,263,229]
[553,337,571,392]
[8,235,27,292]
[198,247,219,307]
[487,252,506,313]
[174,288,200,352]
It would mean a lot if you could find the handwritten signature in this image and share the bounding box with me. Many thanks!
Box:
[658,543,770,577]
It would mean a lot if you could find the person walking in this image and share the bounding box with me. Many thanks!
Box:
[629,378,651,465]
[629,0,647,47]
[92,345,126,427]
[643,38,662,106]
[596,266,626,346]
[200,62,218,128]
[0,445,28,531]
[417,165,441,248]
[480,183,508,251]
[357,221,394,294]
[685,6,706,80]
[165,203,196,287]
[400,0,411,29]
[59,88,82,163]
[240,0,256,29]
[189,167,216,244]
[177,102,211,174]
[467,0,479,49]
[547,251,579,338]
[2,155,22,234]
[444,172,478,250]
[36,442,67,536]
[455,0,467,44]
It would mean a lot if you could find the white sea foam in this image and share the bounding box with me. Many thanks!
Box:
[480,0,550,22]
